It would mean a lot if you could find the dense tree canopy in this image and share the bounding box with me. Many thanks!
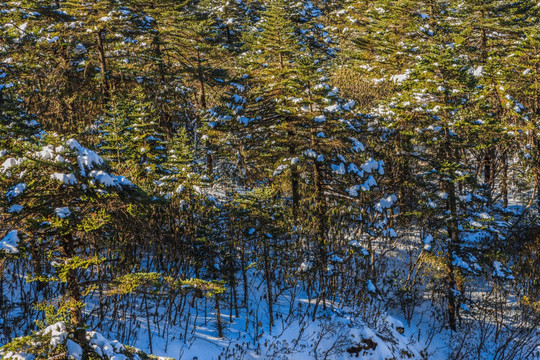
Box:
[1,0,539,359]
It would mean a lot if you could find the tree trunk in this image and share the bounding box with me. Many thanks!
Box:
[502,151,508,208]
[288,131,299,220]
[96,29,109,104]
[263,237,274,330]
[484,147,494,201]
[534,134,540,206]
[445,172,460,332]
[196,51,213,180]
[313,158,327,311]
[442,115,461,332]
[215,295,223,338]
[62,236,86,343]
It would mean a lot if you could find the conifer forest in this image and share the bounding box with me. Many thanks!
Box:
[1,0,540,359]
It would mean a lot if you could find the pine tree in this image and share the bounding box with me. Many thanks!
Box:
[378,0,495,331]
[209,0,391,309]
[96,87,168,190]
[1,130,143,342]
[509,10,540,206]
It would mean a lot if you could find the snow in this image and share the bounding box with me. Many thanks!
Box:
[314,115,326,122]
[237,116,250,126]
[347,185,360,197]
[350,137,365,152]
[66,340,83,360]
[2,352,33,360]
[304,149,317,158]
[6,322,144,360]
[361,158,379,173]
[66,139,105,175]
[8,204,23,213]
[42,322,67,347]
[361,175,377,191]
[115,176,134,187]
[35,145,55,161]
[87,332,137,360]
[90,170,116,187]
[66,139,82,150]
[7,183,26,199]
[478,212,491,220]
[469,66,484,77]
[493,261,514,280]
[329,254,343,262]
[2,157,23,172]
[0,82,14,90]
[77,149,104,173]
[385,228,398,237]
[390,70,411,83]
[73,43,87,55]
[1,9,537,360]
[342,99,355,111]
[375,194,397,213]
[386,315,404,332]
[273,164,288,176]
[348,163,363,177]
[0,230,19,254]
[231,94,244,103]
[323,104,340,113]
[423,234,433,251]
[54,207,71,218]
[331,163,346,175]
[298,261,312,272]
[453,254,472,272]
[51,172,77,185]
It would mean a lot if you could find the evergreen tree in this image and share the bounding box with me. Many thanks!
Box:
[379,0,492,331]
[509,13,540,206]
[1,128,143,342]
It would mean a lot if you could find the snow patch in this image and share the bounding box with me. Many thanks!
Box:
[8,204,24,213]
[7,183,26,199]
[42,322,67,347]
[54,207,71,218]
[66,340,83,360]
[51,173,77,185]
[0,230,19,254]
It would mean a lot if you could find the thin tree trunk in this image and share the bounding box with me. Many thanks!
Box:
[288,133,299,220]
[442,114,460,332]
[196,51,213,180]
[144,294,153,354]
[502,151,508,208]
[215,295,223,338]
[263,237,273,330]
[446,181,459,332]
[313,158,327,311]
[484,147,494,201]
[62,236,86,343]
[96,29,109,104]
